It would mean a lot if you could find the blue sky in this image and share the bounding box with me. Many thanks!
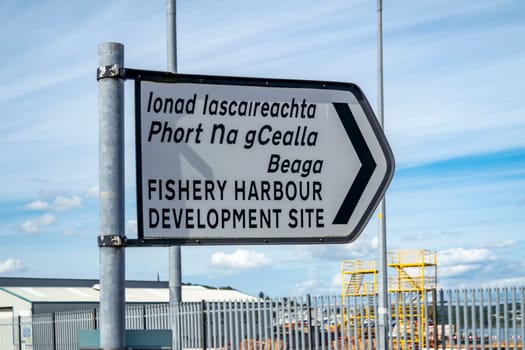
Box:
[1,0,524,297]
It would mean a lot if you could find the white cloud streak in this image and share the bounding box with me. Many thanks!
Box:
[24,196,82,213]
[19,214,56,234]
[126,220,138,236]
[438,247,497,279]
[25,200,49,210]
[0,259,23,273]
[53,196,82,212]
[86,186,99,198]
[211,249,272,270]
[295,231,377,262]
[439,247,496,266]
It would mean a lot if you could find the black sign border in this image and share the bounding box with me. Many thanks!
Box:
[125,68,394,246]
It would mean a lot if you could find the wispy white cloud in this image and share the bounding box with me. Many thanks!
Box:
[439,247,496,266]
[295,231,377,262]
[483,276,525,288]
[292,279,322,296]
[0,258,23,274]
[437,247,498,280]
[126,220,138,236]
[482,240,517,249]
[24,196,82,212]
[86,186,99,198]
[19,214,56,234]
[381,2,525,168]
[290,271,342,296]
[332,273,342,288]
[63,229,76,237]
[440,264,483,279]
[25,200,50,211]
[53,196,82,212]
[211,249,272,270]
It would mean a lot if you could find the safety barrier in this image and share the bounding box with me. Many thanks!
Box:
[0,287,523,350]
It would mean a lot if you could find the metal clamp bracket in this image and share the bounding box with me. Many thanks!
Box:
[98,235,127,247]
[97,64,125,80]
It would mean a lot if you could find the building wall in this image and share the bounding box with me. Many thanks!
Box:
[0,289,32,316]
[0,307,15,349]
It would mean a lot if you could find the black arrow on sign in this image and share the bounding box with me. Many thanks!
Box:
[332,103,377,225]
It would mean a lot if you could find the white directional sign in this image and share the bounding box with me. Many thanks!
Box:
[131,71,394,245]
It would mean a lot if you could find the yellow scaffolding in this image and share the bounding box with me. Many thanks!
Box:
[341,250,437,348]
[341,259,377,297]
[388,250,437,292]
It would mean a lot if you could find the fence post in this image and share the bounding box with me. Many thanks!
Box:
[439,289,446,350]
[17,315,22,350]
[201,300,207,350]
[431,289,437,350]
[306,294,313,350]
[93,308,98,330]
[51,312,57,350]
[175,303,183,350]
[143,305,148,330]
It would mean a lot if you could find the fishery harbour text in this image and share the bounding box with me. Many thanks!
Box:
[142,90,335,233]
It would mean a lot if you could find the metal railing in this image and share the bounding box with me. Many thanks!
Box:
[0,287,523,350]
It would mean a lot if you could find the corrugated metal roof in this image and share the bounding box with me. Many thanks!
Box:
[181,285,259,302]
[0,277,168,288]
[1,284,257,303]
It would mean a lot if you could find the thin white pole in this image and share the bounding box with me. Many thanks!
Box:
[166,0,182,305]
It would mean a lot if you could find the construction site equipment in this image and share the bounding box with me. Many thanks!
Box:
[341,250,437,349]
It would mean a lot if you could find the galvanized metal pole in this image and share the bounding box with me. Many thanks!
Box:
[98,42,126,350]
[167,0,178,74]
[167,0,182,305]
[376,1,389,350]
